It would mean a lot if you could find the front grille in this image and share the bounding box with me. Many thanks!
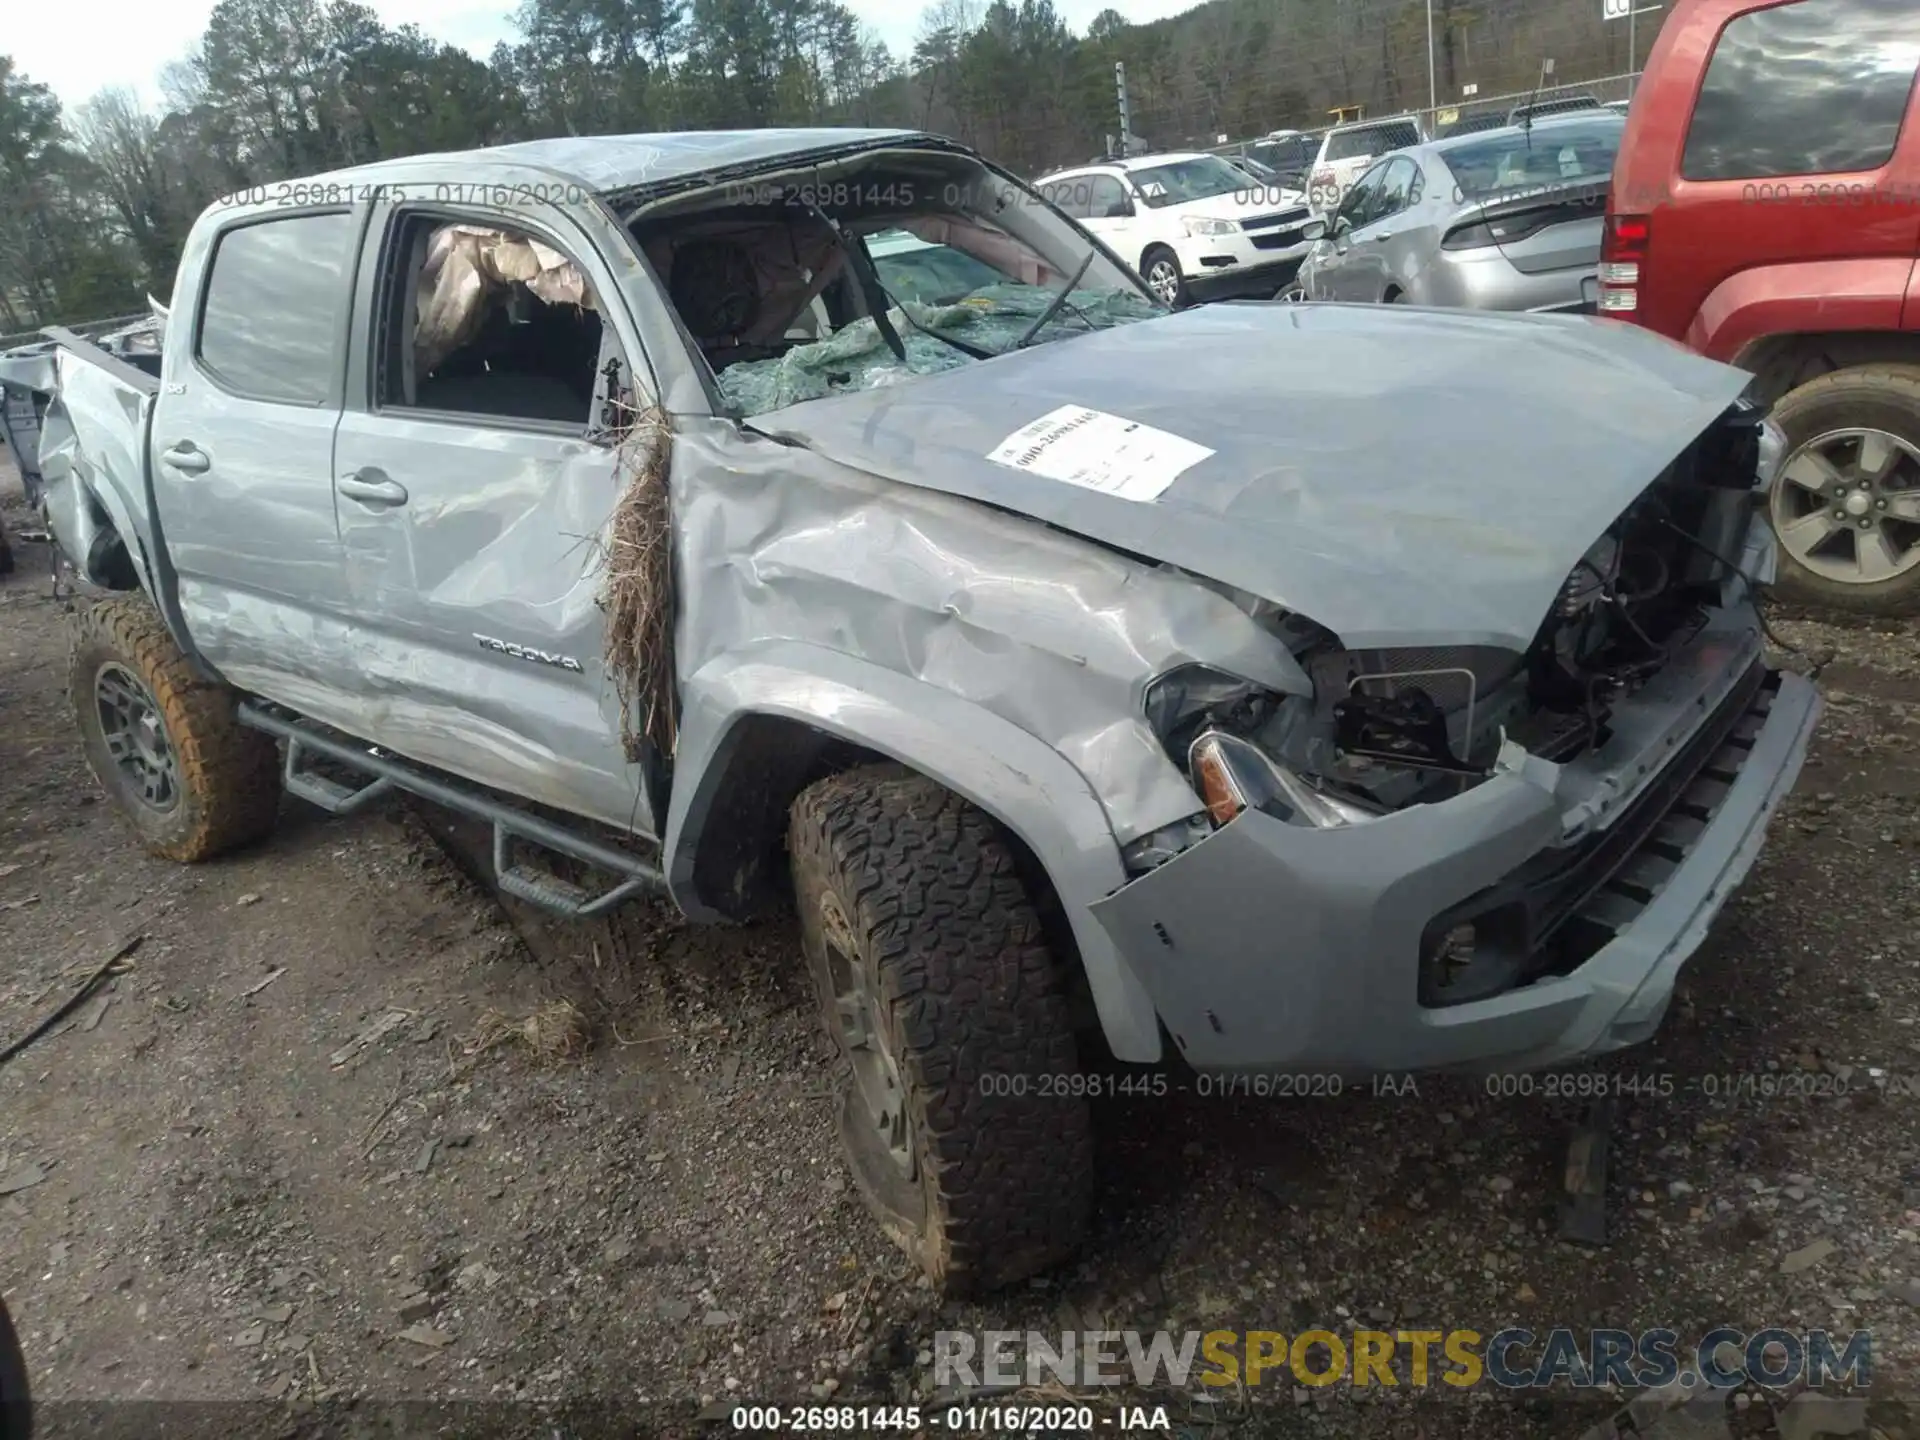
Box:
[1419,661,1773,1007]
[1251,230,1311,251]
[1241,207,1311,231]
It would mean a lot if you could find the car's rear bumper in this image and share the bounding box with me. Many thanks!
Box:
[1429,251,1601,314]
[1089,622,1820,1076]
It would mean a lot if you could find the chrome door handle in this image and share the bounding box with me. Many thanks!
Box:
[161,442,210,474]
[338,470,408,507]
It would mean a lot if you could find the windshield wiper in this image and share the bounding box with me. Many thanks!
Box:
[1015,248,1098,350]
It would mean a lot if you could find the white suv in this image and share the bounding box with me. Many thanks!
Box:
[1304,115,1426,215]
[1034,152,1314,305]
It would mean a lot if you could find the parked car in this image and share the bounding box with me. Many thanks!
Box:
[1304,114,1426,214]
[1293,111,1624,311]
[1243,129,1321,188]
[1035,151,1314,303]
[0,126,1818,1298]
[1433,108,1514,140]
[1606,0,1920,614]
[1508,92,1604,126]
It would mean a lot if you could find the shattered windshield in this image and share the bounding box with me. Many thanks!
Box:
[1128,156,1247,208]
[639,174,1164,418]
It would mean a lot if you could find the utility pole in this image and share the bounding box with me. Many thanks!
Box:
[1425,0,1437,120]
[1115,61,1131,159]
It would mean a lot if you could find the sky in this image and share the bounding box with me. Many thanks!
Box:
[7,0,1198,111]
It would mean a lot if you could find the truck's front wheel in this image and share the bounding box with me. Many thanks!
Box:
[70,597,280,862]
[789,764,1093,1295]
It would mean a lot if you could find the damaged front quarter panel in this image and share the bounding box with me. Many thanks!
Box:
[662,415,1316,1063]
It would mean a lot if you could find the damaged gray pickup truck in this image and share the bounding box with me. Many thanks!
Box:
[1,128,1820,1294]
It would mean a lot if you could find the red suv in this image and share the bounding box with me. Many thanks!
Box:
[1605,0,1920,613]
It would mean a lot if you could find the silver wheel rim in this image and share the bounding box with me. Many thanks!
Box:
[1770,426,1920,585]
[1146,259,1180,303]
[819,893,914,1179]
[1276,284,1307,303]
[95,662,180,812]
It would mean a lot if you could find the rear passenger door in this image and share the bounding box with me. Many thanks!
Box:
[1656,0,1920,341]
[327,199,654,837]
[152,207,367,704]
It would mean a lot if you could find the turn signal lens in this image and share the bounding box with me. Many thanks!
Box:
[1188,733,1248,825]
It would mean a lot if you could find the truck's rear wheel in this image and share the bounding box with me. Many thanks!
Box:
[789,764,1092,1295]
[1768,365,1920,616]
[70,597,280,862]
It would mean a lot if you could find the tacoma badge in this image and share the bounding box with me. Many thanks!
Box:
[473,634,584,673]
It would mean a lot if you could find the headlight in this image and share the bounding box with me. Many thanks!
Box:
[1144,664,1380,831]
[1756,416,1788,495]
[1182,216,1240,237]
[1189,730,1381,829]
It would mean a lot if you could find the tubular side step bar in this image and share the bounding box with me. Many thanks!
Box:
[237,700,665,920]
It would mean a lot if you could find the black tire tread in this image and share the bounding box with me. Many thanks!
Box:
[790,763,1093,1295]
[69,596,280,862]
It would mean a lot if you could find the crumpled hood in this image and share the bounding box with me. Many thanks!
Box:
[745,301,1751,652]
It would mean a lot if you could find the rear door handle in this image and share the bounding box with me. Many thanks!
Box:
[337,470,408,507]
[161,442,210,475]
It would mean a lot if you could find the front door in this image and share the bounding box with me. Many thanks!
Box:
[328,200,655,836]
[152,207,368,703]
[1314,164,1387,300]
[1346,157,1417,302]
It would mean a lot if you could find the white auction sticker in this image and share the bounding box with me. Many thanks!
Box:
[985,405,1213,503]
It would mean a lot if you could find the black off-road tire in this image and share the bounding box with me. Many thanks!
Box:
[789,764,1093,1295]
[0,1292,28,1440]
[1770,365,1920,616]
[69,597,280,862]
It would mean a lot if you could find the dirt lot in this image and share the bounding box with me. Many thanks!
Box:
[5,452,1920,1440]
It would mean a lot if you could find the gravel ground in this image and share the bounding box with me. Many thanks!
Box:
[4,453,1920,1440]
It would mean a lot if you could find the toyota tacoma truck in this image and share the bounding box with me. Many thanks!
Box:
[0,127,1819,1295]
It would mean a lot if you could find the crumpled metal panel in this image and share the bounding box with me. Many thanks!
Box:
[0,346,159,589]
[282,130,935,209]
[748,300,1754,653]
[670,415,1310,842]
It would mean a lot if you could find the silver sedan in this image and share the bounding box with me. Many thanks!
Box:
[1290,112,1624,313]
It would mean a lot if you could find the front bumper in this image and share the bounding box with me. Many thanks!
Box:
[1090,625,1821,1075]
[1184,249,1311,301]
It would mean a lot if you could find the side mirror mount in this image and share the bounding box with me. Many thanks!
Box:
[1334,214,1355,238]
[0,1296,31,1440]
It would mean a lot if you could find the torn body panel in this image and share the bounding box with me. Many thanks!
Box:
[1093,628,1820,1074]
[748,301,1753,651]
[667,414,1307,851]
[0,344,160,593]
